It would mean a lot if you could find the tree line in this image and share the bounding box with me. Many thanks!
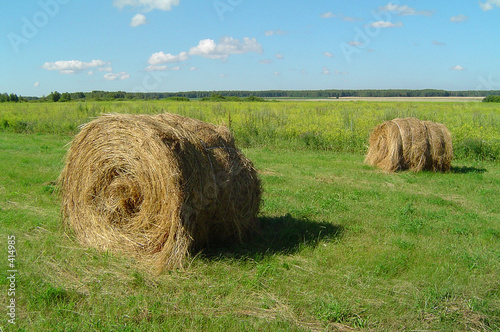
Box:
[2,89,500,102]
[482,95,500,103]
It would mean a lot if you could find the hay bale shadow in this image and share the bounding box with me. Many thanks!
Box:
[451,166,487,174]
[199,214,343,261]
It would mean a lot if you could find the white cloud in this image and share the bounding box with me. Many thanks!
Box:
[480,0,500,11]
[146,37,263,71]
[104,72,130,80]
[265,29,288,36]
[130,13,148,27]
[369,21,403,28]
[450,65,466,71]
[189,66,197,71]
[322,67,331,75]
[188,37,262,60]
[34,82,40,87]
[334,70,348,75]
[432,40,446,46]
[42,59,110,74]
[148,51,189,65]
[113,0,179,12]
[258,59,273,64]
[145,65,181,71]
[380,3,433,16]
[450,14,468,23]
[348,41,363,46]
[321,12,362,21]
[275,53,284,60]
[273,72,280,76]
[323,52,334,58]
[145,65,168,71]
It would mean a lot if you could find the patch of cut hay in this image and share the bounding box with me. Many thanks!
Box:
[59,113,261,271]
[365,117,453,172]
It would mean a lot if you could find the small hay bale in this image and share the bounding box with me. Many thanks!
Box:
[365,117,453,172]
[59,113,261,271]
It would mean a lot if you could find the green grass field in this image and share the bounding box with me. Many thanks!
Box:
[0,100,499,331]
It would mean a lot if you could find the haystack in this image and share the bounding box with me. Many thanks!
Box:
[365,117,452,172]
[59,113,261,271]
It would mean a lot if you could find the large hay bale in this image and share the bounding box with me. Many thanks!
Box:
[59,113,261,271]
[365,117,453,172]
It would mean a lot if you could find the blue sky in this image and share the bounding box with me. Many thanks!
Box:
[1,0,500,97]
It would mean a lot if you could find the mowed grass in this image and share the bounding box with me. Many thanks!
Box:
[0,131,499,331]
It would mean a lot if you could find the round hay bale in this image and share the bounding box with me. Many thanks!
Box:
[59,113,261,271]
[365,117,453,172]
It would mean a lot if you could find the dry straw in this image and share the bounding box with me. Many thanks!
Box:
[365,117,453,172]
[59,113,261,271]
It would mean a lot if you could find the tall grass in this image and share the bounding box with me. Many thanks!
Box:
[0,100,499,160]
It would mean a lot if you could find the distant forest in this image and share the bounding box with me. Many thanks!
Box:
[2,89,500,102]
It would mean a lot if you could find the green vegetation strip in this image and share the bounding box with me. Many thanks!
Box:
[0,131,498,331]
[1,100,499,161]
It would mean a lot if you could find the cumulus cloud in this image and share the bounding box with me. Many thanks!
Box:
[323,52,334,58]
[145,65,168,71]
[113,0,180,12]
[275,53,284,60]
[450,65,466,71]
[130,13,148,27]
[379,3,433,16]
[104,72,130,80]
[188,37,262,60]
[146,37,263,71]
[34,82,40,87]
[450,14,468,23]
[369,21,403,28]
[42,59,110,74]
[322,67,331,75]
[145,64,182,71]
[480,0,500,10]
[148,51,189,65]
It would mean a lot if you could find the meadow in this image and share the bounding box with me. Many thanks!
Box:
[0,99,499,160]
[0,100,499,331]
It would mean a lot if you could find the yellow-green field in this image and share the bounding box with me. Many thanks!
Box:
[1,100,499,160]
